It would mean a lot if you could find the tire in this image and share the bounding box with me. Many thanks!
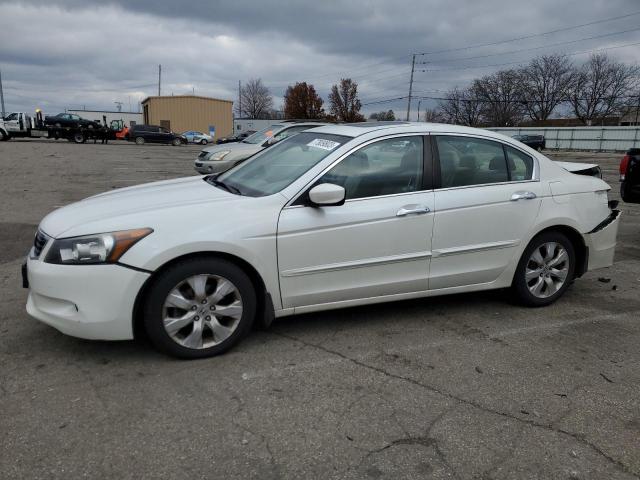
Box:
[143,257,257,359]
[0,130,8,141]
[73,132,85,144]
[171,138,182,146]
[135,136,145,145]
[200,139,208,145]
[512,231,575,307]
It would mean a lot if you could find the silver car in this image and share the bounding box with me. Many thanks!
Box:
[194,122,325,174]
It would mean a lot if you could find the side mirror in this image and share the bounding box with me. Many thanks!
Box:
[308,183,346,207]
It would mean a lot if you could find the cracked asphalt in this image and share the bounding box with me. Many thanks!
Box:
[1,139,639,479]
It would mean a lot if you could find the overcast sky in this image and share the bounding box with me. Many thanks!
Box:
[1,0,640,118]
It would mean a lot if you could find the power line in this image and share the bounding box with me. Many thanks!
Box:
[418,39,640,73]
[415,10,640,56]
[416,27,640,65]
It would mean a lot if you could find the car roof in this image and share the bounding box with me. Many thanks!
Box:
[306,122,526,144]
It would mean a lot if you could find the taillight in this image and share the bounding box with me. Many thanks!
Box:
[620,155,630,181]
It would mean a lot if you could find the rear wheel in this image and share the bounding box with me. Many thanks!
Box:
[200,139,208,145]
[512,231,575,307]
[143,258,256,358]
[135,136,145,145]
[73,132,85,144]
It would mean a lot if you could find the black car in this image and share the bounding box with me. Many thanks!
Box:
[512,134,546,151]
[620,148,640,203]
[44,113,100,129]
[127,124,187,146]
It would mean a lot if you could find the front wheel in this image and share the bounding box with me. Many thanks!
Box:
[135,136,145,145]
[512,232,575,307]
[171,138,182,146]
[200,139,208,145]
[143,258,257,358]
[73,132,85,144]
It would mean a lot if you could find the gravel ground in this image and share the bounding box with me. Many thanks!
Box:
[0,138,639,479]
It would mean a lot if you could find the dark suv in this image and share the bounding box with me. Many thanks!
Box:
[128,125,187,146]
[512,134,546,151]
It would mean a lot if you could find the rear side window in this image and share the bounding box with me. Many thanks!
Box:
[505,146,534,181]
[436,136,508,188]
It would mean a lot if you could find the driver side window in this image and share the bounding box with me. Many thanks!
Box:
[318,136,424,200]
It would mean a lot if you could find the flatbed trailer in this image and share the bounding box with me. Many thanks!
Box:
[0,112,120,143]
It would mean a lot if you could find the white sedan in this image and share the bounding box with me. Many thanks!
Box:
[24,123,620,358]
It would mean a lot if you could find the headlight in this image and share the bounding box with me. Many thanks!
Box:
[208,150,231,161]
[44,228,153,265]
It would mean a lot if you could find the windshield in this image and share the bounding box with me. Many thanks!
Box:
[241,124,284,144]
[218,132,351,197]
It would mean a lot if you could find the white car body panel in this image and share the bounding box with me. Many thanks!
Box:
[25,122,620,341]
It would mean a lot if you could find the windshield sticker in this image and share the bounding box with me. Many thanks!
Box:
[307,138,341,151]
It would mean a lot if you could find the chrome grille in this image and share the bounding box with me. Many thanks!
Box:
[33,230,50,258]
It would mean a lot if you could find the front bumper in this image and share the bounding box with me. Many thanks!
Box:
[25,257,150,340]
[584,209,621,271]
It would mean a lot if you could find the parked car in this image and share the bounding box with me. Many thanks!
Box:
[24,122,620,358]
[182,131,213,145]
[512,134,546,151]
[44,113,100,129]
[620,147,640,203]
[127,124,187,146]
[194,121,326,174]
[216,135,242,144]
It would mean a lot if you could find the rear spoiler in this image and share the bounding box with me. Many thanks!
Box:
[555,161,602,178]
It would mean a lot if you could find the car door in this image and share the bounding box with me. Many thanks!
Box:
[277,134,435,309]
[430,134,543,290]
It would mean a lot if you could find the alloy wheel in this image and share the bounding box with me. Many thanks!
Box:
[525,242,569,298]
[162,274,243,349]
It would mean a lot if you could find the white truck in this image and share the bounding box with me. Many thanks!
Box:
[0,111,111,143]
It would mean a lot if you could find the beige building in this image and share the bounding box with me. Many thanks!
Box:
[141,95,233,140]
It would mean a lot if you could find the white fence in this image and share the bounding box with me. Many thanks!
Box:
[487,126,640,152]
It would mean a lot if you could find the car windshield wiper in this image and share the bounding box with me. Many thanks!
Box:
[205,176,243,195]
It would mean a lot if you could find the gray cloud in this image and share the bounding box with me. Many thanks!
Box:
[1,0,639,116]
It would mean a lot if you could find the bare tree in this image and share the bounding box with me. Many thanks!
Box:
[239,78,274,119]
[438,87,483,126]
[519,54,576,122]
[569,53,639,125]
[422,108,446,123]
[369,110,395,121]
[329,78,365,122]
[473,69,524,126]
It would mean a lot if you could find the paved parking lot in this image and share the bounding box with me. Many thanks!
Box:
[1,139,639,479]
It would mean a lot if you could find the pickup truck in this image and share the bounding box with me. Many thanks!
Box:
[620,148,640,203]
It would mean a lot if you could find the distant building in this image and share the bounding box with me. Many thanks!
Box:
[619,107,640,126]
[141,95,233,140]
[68,109,143,127]
[233,118,279,135]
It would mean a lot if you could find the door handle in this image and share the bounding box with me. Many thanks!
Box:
[510,191,537,201]
[396,204,430,216]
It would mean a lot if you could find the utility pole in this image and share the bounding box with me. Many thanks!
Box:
[0,68,5,119]
[417,99,422,122]
[238,80,242,118]
[406,54,416,121]
[158,64,161,96]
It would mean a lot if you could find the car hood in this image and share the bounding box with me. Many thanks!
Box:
[39,176,237,238]
[201,141,261,154]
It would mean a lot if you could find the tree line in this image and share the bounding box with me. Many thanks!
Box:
[236,52,639,126]
[433,53,639,126]
[236,78,366,122]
